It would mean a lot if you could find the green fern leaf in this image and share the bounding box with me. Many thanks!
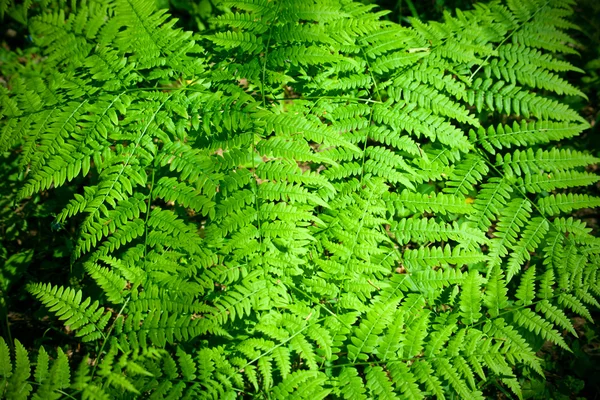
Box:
[376,309,404,361]
[519,170,600,193]
[515,266,537,305]
[272,346,292,380]
[498,148,599,177]
[386,190,473,216]
[348,299,400,362]
[443,154,488,195]
[558,292,593,322]
[338,367,367,400]
[460,270,483,325]
[488,198,531,265]
[435,357,484,399]
[507,218,549,281]
[470,177,513,229]
[513,308,570,350]
[6,340,32,400]
[365,365,398,400]
[488,318,543,375]
[413,360,445,399]
[402,309,430,358]
[538,193,600,216]
[1,0,597,397]
[84,263,127,304]
[270,371,324,399]
[470,121,588,154]
[536,299,577,336]
[28,283,111,342]
[206,31,264,54]
[484,266,509,317]
[403,245,487,269]
[290,335,318,371]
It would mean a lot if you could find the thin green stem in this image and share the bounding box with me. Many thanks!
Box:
[144,166,156,267]
[89,296,130,382]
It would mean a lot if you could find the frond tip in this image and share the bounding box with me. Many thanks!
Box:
[27,283,111,342]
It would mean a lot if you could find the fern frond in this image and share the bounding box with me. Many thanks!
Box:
[443,154,488,196]
[154,177,215,218]
[403,245,488,269]
[515,266,537,305]
[389,74,479,126]
[507,218,549,280]
[376,309,405,361]
[536,299,577,336]
[290,334,318,371]
[338,367,367,400]
[484,266,509,317]
[371,50,429,74]
[348,299,400,362]
[470,121,588,154]
[488,318,543,375]
[425,321,456,358]
[206,31,264,54]
[32,347,71,399]
[270,371,327,399]
[1,0,597,397]
[435,357,484,399]
[519,170,600,193]
[460,270,483,325]
[538,193,600,216]
[84,262,127,304]
[481,351,521,399]
[512,308,570,350]
[558,292,593,322]
[469,176,513,229]
[365,365,398,400]
[115,310,224,351]
[210,272,268,324]
[402,309,430,359]
[466,79,584,121]
[488,197,532,265]
[28,283,111,342]
[413,360,445,399]
[391,218,488,248]
[485,47,585,97]
[386,190,473,216]
[498,148,599,177]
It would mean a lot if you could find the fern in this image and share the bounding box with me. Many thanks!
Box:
[347,299,399,362]
[0,0,598,398]
[0,338,77,400]
[27,283,112,342]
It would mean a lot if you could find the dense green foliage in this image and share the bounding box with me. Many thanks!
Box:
[1,0,599,398]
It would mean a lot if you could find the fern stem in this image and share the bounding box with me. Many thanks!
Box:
[253,3,281,295]
[335,46,384,312]
[144,166,156,267]
[89,296,130,383]
[271,96,383,104]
